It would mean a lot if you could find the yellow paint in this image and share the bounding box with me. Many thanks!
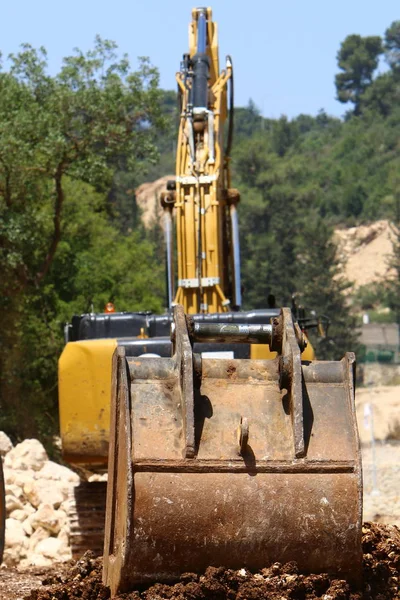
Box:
[251,336,316,361]
[175,9,232,313]
[59,339,116,464]
[300,339,316,361]
[58,9,319,472]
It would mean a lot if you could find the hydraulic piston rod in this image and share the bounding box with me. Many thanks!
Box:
[196,8,207,53]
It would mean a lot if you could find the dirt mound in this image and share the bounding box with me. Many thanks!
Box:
[23,523,400,600]
[334,220,396,291]
[135,175,173,229]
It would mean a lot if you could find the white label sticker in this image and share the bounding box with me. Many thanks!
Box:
[201,351,234,359]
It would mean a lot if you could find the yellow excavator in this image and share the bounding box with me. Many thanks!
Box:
[59,7,362,596]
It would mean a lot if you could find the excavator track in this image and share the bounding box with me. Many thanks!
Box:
[68,482,107,559]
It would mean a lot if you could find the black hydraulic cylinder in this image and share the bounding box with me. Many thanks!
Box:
[190,322,272,344]
[192,53,210,112]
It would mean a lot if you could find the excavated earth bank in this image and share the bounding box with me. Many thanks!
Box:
[2,522,397,600]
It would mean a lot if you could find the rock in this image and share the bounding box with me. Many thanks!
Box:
[37,460,80,483]
[19,553,53,568]
[22,518,33,536]
[5,518,26,548]
[5,484,24,500]
[9,509,28,522]
[23,502,35,516]
[35,536,69,560]
[4,469,15,485]
[13,469,35,489]
[88,473,107,482]
[23,479,67,509]
[57,526,70,547]
[4,439,48,471]
[3,547,24,566]
[31,504,67,535]
[59,499,72,514]
[28,526,50,552]
[5,495,23,514]
[0,432,13,456]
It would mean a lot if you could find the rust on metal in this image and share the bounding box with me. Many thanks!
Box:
[103,305,363,596]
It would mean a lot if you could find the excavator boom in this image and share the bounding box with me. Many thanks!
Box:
[57,8,362,595]
[164,7,239,314]
[102,10,362,595]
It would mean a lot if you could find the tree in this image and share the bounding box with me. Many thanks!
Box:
[384,20,400,71]
[295,215,359,359]
[233,99,264,141]
[360,72,400,117]
[335,34,383,114]
[386,172,400,325]
[0,38,165,295]
[271,116,297,157]
[236,138,359,360]
[0,40,166,444]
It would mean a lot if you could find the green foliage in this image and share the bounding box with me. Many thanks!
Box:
[385,181,400,325]
[234,100,264,141]
[335,34,383,114]
[384,21,400,70]
[352,283,389,312]
[235,142,358,359]
[0,41,166,447]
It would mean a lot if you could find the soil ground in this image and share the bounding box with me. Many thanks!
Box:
[1,523,399,600]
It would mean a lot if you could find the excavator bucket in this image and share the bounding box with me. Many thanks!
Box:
[103,305,362,595]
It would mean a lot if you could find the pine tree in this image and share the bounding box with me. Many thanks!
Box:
[295,214,359,360]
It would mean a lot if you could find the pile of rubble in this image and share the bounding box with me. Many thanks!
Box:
[334,220,396,291]
[1,433,79,568]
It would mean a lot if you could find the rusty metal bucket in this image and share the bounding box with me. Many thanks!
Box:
[103,305,362,595]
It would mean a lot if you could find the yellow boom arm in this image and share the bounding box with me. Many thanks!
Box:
[163,8,240,314]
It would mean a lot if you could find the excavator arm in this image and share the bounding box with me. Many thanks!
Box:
[102,8,363,596]
[163,8,240,314]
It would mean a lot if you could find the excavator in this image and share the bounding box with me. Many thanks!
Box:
[59,7,363,596]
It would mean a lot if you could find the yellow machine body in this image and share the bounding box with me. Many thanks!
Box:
[59,6,316,471]
[59,339,116,467]
[59,9,349,589]
[59,334,314,469]
[59,336,313,468]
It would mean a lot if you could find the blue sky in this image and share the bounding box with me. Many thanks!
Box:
[0,1,398,119]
